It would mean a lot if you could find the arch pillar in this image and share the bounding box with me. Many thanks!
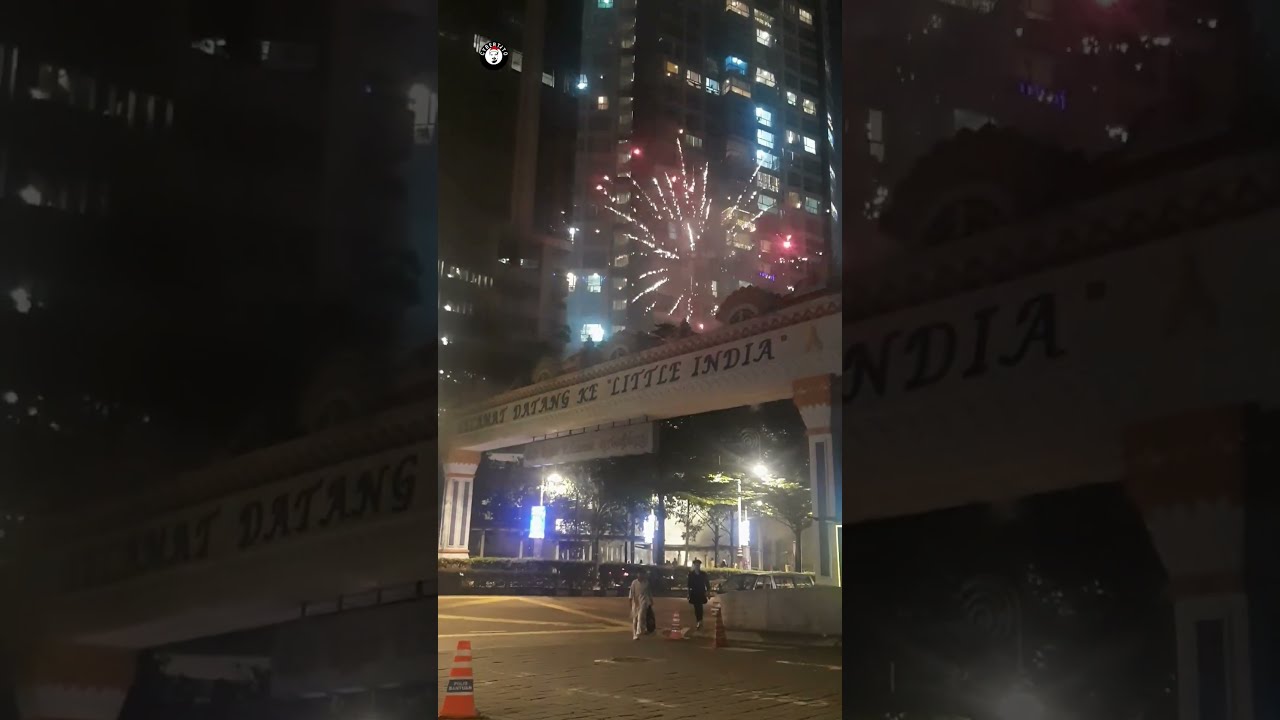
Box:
[792,374,841,586]
[15,644,135,720]
[439,448,482,559]
[1123,407,1253,720]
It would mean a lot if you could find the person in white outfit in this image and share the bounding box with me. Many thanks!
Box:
[628,571,653,640]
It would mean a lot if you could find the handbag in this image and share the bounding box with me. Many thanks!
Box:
[645,605,656,633]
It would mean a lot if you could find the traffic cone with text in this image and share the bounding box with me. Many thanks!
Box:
[666,610,684,640]
[712,605,728,649]
[440,640,480,719]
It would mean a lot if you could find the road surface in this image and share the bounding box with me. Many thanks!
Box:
[438,595,843,719]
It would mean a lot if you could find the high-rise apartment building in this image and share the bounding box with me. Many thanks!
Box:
[565,0,836,350]
[0,0,432,507]
[846,0,1244,269]
[437,0,581,413]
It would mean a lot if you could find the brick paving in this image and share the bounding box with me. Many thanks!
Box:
[438,634,843,719]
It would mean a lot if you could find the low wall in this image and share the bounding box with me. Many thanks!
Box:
[718,587,842,637]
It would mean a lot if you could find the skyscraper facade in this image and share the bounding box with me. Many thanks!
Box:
[0,0,433,511]
[565,0,836,350]
[437,0,581,413]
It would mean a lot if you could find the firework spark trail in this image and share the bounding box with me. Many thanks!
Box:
[604,135,766,326]
[632,277,670,303]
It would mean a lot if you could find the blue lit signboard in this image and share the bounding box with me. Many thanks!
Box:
[529,505,547,539]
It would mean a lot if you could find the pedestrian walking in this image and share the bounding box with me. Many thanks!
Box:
[628,570,653,640]
[687,558,712,630]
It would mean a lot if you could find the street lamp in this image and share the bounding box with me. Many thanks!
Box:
[542,472,564,505]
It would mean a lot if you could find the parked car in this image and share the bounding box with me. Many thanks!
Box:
[708,572,815,611]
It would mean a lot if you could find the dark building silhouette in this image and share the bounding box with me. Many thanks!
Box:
[845,0,1248,270]
[437,0,581,412]
[0,0,434,514]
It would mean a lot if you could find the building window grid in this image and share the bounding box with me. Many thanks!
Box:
[727,0,750,17]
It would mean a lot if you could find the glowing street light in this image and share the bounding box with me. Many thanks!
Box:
[752,463,769,478]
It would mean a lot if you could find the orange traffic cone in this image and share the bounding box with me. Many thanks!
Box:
[712,606,728,649]
[439,640,480,719]
[666,611,684,640]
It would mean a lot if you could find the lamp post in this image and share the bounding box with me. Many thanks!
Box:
[532,471,563,559]
[739,429,763,570]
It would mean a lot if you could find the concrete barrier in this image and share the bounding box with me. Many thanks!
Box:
[717,587,842,638]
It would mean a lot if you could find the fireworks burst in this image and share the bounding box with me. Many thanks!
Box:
[596,135,766,326]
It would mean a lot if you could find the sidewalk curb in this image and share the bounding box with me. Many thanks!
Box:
[724,630,842,648]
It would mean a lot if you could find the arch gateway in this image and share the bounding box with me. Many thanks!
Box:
[440,292,844,585]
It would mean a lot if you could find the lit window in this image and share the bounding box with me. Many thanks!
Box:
[705,78,721,94]
[727,0,750,17]
[542,71,554,87]
[756,129,775,149]
[756,172,780,192]
[576,74,589,90]
[613,299,628,309]
[666,60,680,75]
[757,195,777,213]
[755,149,780,170]
[727,77,752,98]
[804,197,821,214]
[615,191,631,204]
[566,272,578,291]
[587,273,603,292]
[754,68,776,87]
[755,106,773,127]
[802,98,817,115]
[868,109,885,161]
[803,136,817,154]
[598,0,614,7]
[686,69,702,87]
[755,9,774,27]
[786,91,797,106]
[756,29,772,46]
[581,323,605,343]
[786,129,798,144]
[787,191,802,208]
[685,133,703,148]
[725,56,748,75]
[799,8,814,24]
[512,51,524,72]
[597,95,609,110]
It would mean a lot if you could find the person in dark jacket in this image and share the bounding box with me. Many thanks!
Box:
[687,559,712,630]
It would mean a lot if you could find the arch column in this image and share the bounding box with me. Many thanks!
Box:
[1123,407,1253,720]
[15,644,135,720]
[793,374,841,586]
[439,448,481,559]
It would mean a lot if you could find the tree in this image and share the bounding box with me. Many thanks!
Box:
[666,493,709,565]
[755,477,813,571]
[703,503,734,567]
[470,459,539,555]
